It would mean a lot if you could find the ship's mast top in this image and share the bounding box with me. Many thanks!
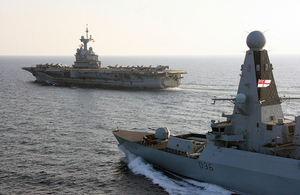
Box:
[246,30,266,51]
[80,24,93,51]
[86,24,89,39]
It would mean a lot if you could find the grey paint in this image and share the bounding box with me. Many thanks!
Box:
[113,31,300,194]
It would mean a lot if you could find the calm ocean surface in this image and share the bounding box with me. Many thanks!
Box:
[1,55,300,194]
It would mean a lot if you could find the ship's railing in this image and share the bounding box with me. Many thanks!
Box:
[135,140,200,159]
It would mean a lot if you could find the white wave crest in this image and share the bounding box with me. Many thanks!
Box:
[119,145,235,195]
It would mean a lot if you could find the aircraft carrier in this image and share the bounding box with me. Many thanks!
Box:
[22,26,186,89]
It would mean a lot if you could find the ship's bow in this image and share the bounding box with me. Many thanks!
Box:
[112,130,153,145]
[22,67,35,74]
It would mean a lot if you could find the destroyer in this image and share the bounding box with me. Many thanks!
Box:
[113,31,300,194]
[22,26,186,89]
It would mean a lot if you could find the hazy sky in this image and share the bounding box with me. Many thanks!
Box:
[1,0,300,56]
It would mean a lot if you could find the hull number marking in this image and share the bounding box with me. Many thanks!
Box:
[198,161,213,171]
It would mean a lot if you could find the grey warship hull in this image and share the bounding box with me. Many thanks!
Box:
[113,31,300,194]
[22,26,186,89]
[22,66,185,89]
[113,130,300,195]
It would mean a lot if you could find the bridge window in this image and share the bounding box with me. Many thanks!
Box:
[212,127,218,132]
[267,125,273,131]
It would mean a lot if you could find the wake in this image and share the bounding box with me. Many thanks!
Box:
[119,145,235,195]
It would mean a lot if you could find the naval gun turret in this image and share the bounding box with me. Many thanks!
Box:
[210,31,299,158]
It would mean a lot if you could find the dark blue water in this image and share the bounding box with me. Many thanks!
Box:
[1,55,299,194]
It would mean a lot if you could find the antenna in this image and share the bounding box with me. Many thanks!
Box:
[86,24,89,39]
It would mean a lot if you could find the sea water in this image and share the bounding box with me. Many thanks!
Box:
[1,55,300,194]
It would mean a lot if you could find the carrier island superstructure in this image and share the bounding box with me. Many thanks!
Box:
[113,31,300,194]
[22,27,186,89]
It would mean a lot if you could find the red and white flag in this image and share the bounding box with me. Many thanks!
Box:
[258,79,271,88]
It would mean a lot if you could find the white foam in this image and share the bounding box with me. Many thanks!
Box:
[119,146,234,195]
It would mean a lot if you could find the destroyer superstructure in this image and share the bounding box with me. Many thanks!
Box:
[22,26,186,89]
[113,31,300,194]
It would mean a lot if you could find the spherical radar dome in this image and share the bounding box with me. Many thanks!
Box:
[246,31,266,50]
[236,93,246,104]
